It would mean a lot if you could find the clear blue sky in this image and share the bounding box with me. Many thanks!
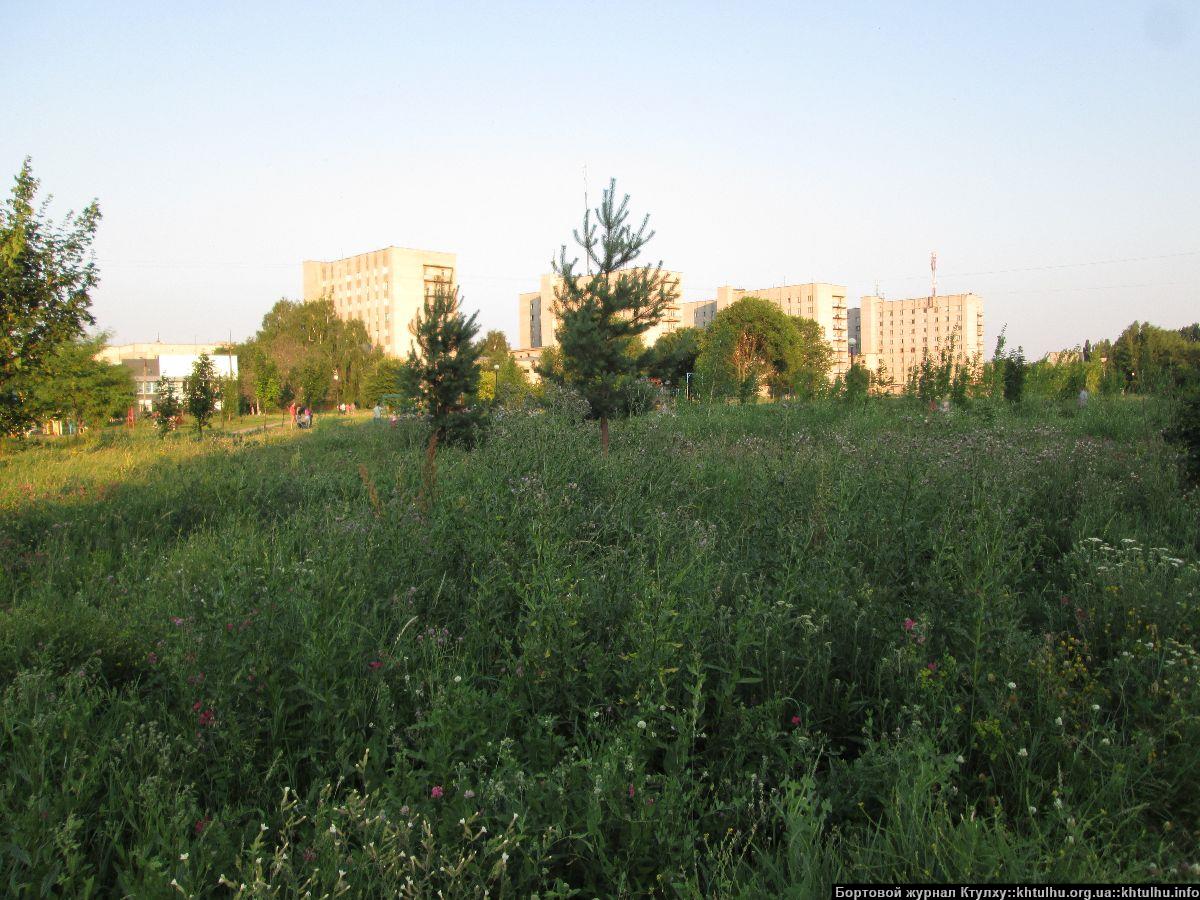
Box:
[4,0,1197,356]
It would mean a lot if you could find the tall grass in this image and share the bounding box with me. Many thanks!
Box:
[1,397,1197,895]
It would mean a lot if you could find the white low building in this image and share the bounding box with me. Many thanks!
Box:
[96,342,238,412]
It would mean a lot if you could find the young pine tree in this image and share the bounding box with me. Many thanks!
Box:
[408,281,483,506]
[550,179,678,453]
[184,353,220,435]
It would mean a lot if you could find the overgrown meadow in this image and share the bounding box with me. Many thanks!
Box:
[1,398,1198,896]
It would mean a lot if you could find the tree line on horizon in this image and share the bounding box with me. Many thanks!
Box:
[3,157,1199,442]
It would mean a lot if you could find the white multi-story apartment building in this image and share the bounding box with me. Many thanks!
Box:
[302,246,456,357]
[849,293,985,388]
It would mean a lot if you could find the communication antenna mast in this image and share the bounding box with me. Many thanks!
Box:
[930,250,938,300]
[583,164,591,275]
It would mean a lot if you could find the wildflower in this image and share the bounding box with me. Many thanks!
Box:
[1007,681,1017,691]
[368,660,383,670]
[453,675,462,683]
[1091,704,1100,712]
[628,784,635,798]
[194,817,210,835]
[1018,747,1029,758]
[1029,806,1037,814]
[430,785,444,799]
[192,701,202,712]
[926,661,938,672]
[1054,798,1063,809]
[501,852,509,864]
[180,852,189,861]
[147,652,158,665]
[328,823,337,834]
[303,848,316,862]
[790,715,801,726]
[198,709,215,727]
[399,805,410,816]
[1055,717,1063,727]
[955,755,965,764]
[903,618,916,632]
[463,789,476,799]
[1100,737,1110,746]
[637,720,647,730]
[171,616,185,626]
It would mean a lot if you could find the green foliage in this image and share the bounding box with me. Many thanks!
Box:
[550,179,678,451]
[1109,321,1200,395]
[0,398,1194,893]
[360,357,418,409]
[13,334,133,430]
[153,381,182,435]
[842,361,870,404]
[1165,390,1200,486]
[642,326,701,387]
[475,330,532,406]
[904,337,975,407]
[695,297,832,401]
[237,298,380,410]
[1003,346,1027,404]
[184,354,220,435]
[408,282,484,448]
[0,158,102,436]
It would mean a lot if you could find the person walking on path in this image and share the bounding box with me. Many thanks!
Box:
[373,403,383,423]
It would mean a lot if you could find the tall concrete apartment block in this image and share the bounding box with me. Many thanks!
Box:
[680,283,851,378]
[302,247,456,357]
[849,293,985,387]
[518,270,684,350]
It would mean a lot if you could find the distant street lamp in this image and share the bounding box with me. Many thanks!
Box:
[685,371,692,401]
[493,363,500,402]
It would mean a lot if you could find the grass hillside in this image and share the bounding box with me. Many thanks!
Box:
[2,398,1197,895]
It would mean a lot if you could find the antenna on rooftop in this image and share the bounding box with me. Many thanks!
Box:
[583,163,591,276]
[930,250,938,299]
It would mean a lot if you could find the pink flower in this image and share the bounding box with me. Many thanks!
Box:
[790,715,801,726]
[903,618,916,632]
[194,816,210,835]
[302,847,316,862]
[368,660,383,670]
[430,785,444,799]
[926,661,938,672]
[192,701,202,712]
[226,622,234,632]
[198,708,215,727]
[147,652,158,665]
[171,616,185,626]
[628,784,635,799]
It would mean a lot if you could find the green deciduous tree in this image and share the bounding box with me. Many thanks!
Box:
[237,298,380,410]
[476,330,532,406]
[184,353,220,435]
[695,297,832,402]
[549,179,678,453]
[154,380,182,435]
[642,326,701,389]
[15,334,133,431]
[0,158,101,435]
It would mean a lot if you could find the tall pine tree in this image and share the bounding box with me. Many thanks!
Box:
[549,179,678,453]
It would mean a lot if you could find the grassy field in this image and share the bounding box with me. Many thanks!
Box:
[1,397,1198,896]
